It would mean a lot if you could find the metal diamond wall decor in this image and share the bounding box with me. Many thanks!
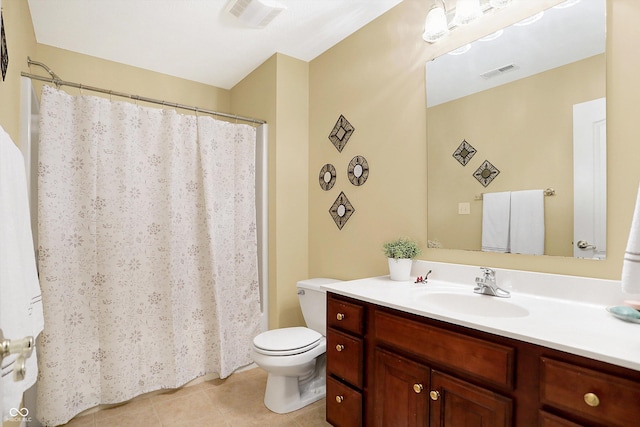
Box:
[1,11,8,82]
[473,160,500,187]
[329,191,355,230]
[328,115,354,152]
[452,139,476,166]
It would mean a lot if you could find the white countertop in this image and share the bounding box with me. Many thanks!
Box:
[322,264,640,372]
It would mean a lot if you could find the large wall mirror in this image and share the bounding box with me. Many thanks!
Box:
[426,0,606,259]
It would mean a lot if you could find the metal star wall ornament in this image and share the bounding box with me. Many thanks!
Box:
[473,160,500,187]
[452,139,477,166]
[329,191,355,230]
[328,115,355,152]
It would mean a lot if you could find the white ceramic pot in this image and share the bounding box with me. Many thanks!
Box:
[387,258,413,281]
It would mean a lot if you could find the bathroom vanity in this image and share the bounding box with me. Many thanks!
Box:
[323,263,640,427]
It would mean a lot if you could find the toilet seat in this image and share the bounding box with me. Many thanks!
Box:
[253,327,322,356]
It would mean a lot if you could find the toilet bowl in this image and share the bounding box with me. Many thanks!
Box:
[251,278,341,414]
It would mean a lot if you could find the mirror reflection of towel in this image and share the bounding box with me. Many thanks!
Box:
[481,191,511,253]
[510,190,545,255]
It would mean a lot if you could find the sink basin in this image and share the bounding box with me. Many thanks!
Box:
[422,292,530,318]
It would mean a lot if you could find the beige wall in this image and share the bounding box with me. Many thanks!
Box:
[31,45,230,113]
[309,0,640,281]
[0,0,37,143]
[427,55,605,257]
[309,0,430,280]
[231,54,310,329]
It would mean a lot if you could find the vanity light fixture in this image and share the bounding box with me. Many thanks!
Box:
[447,44,472,55]
[422,0,517,44]
[514,11,544,26]
[422,1,449,43]
[553,0,581,9]
[489,0,511,9]
[452,0,483,26]
[226,0,286,28]
[479,29,504,42]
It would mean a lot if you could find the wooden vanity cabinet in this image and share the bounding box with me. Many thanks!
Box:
[326,294,365,427]
[325,292,640,427]
[372,306,514,427]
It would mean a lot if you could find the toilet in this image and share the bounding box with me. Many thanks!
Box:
[251,278,341,414]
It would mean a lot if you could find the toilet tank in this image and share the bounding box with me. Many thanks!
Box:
[297,278,342,335]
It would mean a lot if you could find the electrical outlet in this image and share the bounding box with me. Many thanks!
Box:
[458,202,470,215]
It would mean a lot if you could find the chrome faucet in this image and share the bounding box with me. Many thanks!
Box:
[474,267,510,298]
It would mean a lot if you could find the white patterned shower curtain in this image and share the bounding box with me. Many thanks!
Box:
[35,85,262,426]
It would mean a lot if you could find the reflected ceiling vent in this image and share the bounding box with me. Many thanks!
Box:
[480,63,520,79]
[226,0,286,28]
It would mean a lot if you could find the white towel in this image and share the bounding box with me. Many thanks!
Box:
[621,184,640,294]
[510,190,545,255]
[482,191,511,253]
[0,126,44,421]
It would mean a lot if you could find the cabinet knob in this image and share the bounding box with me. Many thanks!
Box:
[429,390,440,401]
[413,383,423,394]
[335,344,345,352]
[584,392,600,407]
[336,313,345,321]
[335,395,344,404]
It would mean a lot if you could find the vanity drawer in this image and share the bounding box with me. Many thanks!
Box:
[327,328,364,388]
[540,357,640,427]
[374,309,515,388]
[326,375,362,427]
[539,411,585,427]
[327,295,364,335]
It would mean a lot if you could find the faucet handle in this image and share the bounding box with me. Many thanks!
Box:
[480,267,495,279]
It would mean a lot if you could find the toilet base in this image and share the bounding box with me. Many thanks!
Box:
[263,355,326,414]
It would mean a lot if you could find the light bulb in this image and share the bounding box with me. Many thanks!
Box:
[490,0,511,9]
[422,6,449,43]
[452,0,482,26]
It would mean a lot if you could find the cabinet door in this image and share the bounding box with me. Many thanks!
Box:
[327,376,362,427]
[430,370,512,427]
[373,348,430,427]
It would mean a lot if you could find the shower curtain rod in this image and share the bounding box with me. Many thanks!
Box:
[20,57,267,125]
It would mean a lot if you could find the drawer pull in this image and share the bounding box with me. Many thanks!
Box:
[336,313,345,321]
[335,395,344,403]
[584,392,600,407]
[413,383,423,394]
[335,344,345,352]
[429,390,440,401]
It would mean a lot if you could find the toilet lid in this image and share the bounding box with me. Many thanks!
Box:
[253,327,322,356]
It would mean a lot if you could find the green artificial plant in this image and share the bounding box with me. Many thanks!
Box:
[382,237,422,260]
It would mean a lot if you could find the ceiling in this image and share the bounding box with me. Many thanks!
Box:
[27,0,403,90]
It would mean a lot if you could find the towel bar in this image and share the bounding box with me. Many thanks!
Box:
[474,187,555,201]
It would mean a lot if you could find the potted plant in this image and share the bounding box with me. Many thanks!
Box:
[383,237,422,281]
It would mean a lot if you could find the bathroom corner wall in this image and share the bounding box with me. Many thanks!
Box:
[231,53,310,329]
[308,0,430,281]
[308,0,640,281]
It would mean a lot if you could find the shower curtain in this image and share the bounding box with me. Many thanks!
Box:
[35,85,262,426]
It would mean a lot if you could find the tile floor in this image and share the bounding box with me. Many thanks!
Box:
[59,368,332,427]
